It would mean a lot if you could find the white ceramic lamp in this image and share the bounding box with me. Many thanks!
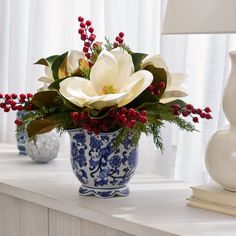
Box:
[162,0,236,190]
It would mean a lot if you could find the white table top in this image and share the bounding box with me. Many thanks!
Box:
[0,144,236,236]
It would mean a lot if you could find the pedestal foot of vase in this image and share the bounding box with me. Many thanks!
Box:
[79,185,129,198]
[17,145,27,155]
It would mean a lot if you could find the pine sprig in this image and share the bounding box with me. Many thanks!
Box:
[110,101,197,151]
[152,103,196,132]
[118,44,132,53]
[145,119,165,151]
[104,37,114,51]
[104,37,131,53]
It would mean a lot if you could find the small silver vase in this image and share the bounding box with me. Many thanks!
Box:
[26,130,60,163]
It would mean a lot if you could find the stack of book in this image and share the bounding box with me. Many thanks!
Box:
[187,184,236,216]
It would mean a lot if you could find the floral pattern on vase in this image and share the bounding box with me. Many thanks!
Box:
[16,111,28,155]
[68,128,138,198]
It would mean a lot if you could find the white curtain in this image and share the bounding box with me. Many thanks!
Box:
[171,35,236,185]
[0,0,235,184]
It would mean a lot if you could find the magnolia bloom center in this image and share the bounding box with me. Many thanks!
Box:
[100,85,117,95]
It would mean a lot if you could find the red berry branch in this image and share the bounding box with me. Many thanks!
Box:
[0,93,34,126]
[172,103,212,123]
[113,32,125,48]
[0,93,33,112]
[78,16,127,61]
[77,16,96,60]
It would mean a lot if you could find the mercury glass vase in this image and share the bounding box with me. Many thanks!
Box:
[68,128,138,198]
[26,130,60,163]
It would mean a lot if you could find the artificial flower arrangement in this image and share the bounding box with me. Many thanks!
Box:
[0,16,212,151]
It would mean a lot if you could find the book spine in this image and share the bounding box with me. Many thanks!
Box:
[187,198,236,217]
[192,188,236,208]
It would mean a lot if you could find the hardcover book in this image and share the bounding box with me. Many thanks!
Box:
[187,184,236,216]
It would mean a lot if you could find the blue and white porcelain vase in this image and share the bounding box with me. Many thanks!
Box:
[68,128,138,198]
[16,111,28,155]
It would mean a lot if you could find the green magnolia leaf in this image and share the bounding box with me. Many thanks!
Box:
[131,53,147,71]
[27,118,59,139]
[60,95,82,112]
[165,99,187,108]
[48,77,69,90]
[144,65,167,100]
[88,106,117,119]
[31,91,62,108]
[126,90,157,109]
[51,52,68,80]
[34,55,59,66]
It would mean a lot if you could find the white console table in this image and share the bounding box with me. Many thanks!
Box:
[0,143,236,236]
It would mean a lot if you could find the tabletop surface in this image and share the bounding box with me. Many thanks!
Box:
[0,143,236,236]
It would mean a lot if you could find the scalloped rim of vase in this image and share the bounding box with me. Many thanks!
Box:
[67,127,122,136]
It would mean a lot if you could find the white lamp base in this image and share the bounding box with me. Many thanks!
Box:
[205,51,236,191]
[205,126,236,191]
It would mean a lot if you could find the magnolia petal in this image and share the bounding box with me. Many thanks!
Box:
[111,48,134,90]
[160,93,188,104]
[167,73,186,89]
[45,66,53,80]
[118,70,153,107]
[141,54,168,71]
[88,93,128,110]
[67,50,85,74]
[59,77,97,107]
[165,73,188,100]
[37,83,50,92]
[160,85,188,104]
[90,50,119,94]
[142,55,172,87]
[160,97,180,104]
[38,76,54,84]
[160,73,188,103]
[161,90,188,99]
[166,71,172,89]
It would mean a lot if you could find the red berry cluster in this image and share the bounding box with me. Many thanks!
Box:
[0,93,33,113]
[71,111,110,135]
[70,108,148,135]
[116,107,147,128]
[147,81,166,96]
[172,103,212,123]
[78,16,96,60]
[113,32,125,48]
[15,118,23,126]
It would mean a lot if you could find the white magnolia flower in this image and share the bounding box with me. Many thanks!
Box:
[141,55,187,103]
[67,50,85,75]
[38,50,84,91]
[59,48,153,110]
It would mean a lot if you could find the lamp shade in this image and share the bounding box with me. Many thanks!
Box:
[162,0,236,34]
